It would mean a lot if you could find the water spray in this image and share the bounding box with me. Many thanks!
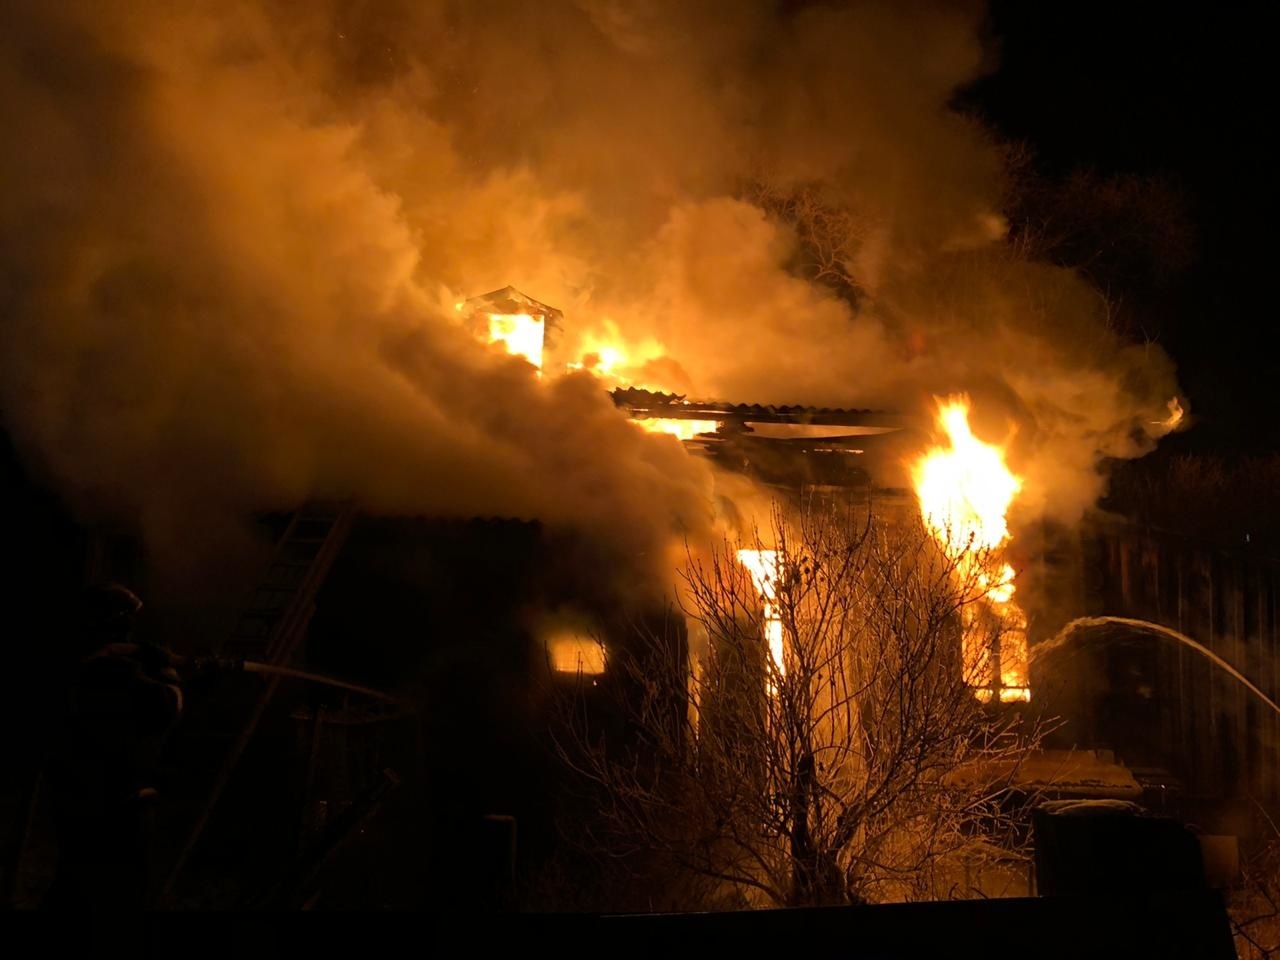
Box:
[1031,615,1280,720]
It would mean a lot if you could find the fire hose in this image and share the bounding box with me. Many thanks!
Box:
[158,655,402,901]
[186,656,401,704]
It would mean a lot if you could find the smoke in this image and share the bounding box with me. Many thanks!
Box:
[0,1,1179,597]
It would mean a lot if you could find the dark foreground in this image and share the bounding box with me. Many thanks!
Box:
[2,890,1236,959]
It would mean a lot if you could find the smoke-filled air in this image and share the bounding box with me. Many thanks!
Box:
[0,0,1181,593]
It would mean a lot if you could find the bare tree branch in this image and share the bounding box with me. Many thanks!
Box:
[549,497,1047,909]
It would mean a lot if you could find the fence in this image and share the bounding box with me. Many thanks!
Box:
[1079,518,1280,802]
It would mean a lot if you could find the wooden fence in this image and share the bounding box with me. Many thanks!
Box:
[1079,519,1280,802]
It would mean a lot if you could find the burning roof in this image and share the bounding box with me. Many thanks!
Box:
[462,286,564,326]
[460,286,563,370]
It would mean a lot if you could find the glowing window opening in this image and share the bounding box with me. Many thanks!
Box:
[546,632,607,676]
[737,549,785,691]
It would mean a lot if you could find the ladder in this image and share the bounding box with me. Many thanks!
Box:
[161,500,356,899]
[221,503,356,663]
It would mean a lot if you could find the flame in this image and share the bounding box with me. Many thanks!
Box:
[737,549,785,682]
[913,399,1020,556]
[470,298,715,438]
[912,396,1029,702]
[636,418,718,441]
[546,631,607,675]
[487,312,545,369]
[566,319,671,390]
[568,325,716,436]
[572,345,628,378]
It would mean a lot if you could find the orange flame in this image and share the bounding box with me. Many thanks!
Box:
[566,320,669,390]
[912,396,1029,702]
[472,304,715,439]
[566,323,717,439]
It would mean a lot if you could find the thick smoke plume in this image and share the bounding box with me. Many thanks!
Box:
[0,1,1179,597]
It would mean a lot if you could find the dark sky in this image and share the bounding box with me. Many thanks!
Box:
[963,1,1276,452]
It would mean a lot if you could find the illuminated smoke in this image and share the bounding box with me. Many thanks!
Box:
[0,1,1181,598]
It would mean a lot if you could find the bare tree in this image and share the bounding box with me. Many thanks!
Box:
[1230,808,1280,960]
[741,176,873,309]
[552,497,1044,910]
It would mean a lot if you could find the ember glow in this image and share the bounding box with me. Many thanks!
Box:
[737,548,785,683]
[912,397,1030,702]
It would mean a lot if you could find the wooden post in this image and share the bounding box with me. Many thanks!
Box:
[299,707,325,851]
[1271,561,1280,801]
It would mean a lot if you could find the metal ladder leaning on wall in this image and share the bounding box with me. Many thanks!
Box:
[161,500,357,899]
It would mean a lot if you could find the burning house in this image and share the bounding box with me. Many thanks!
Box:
[9,286,1024,908]
[459,286,565,372]
[3,5,1260,937]
[2,278,1223,915]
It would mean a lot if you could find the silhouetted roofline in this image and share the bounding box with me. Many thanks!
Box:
[611,388,903,428]
[463,286,564,324]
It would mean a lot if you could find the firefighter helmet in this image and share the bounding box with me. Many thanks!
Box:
[79,582,143,635]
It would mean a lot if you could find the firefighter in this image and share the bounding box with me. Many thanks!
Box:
[42,584,183,912]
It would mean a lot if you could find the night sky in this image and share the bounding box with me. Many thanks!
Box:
[963,1,1276,452]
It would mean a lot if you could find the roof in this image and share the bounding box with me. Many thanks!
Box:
[611,388,903,428]
[462,286,564,324]
[949,749,1144,800]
